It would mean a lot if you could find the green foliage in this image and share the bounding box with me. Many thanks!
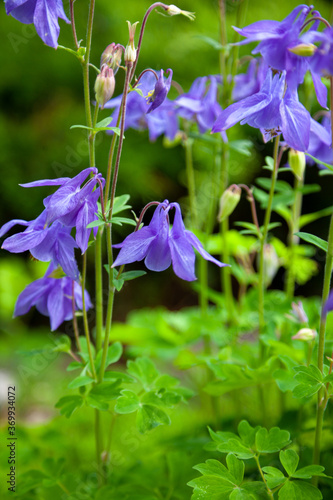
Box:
[188,455,264,500]
[114,357,193,433]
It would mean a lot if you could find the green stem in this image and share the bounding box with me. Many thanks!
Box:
[184,132,197,228]
[95,229,104,352]
[285,174,304,299]
[312,76,333,476]
[95,409,103,484]
[258,136,280,337]
[81,253,97,380]
[254,455,274,499]
[98,224,115,383]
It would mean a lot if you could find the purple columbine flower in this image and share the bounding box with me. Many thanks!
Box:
[1,213,80,281]
[147,69,173,114]
[112,200,227,281]
[232,58,266,102]
[233,5,314,89]
[308,27,333,78]
[175,76,224,136]
[212,69,310,152]
[105,71,179,141]
[20,167,104,254]
[14,262,92,331]
[4,0,70,48]
[307,114,332,166]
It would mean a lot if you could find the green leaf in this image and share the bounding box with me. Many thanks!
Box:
[66,361,83,371]
[262,466,286,489]
[88,381,121,402]
[136,404,170,433]
[226,453,244,485]
[295,232,328,253]
[293,365,323,385]
[114,390,140,414]
[280,449,299,476]
[278,480,323,499]
[55,395,83,418]
[121,270,147,281]
[111,216,137,226]
[237,420,258,449]
[103,371,134,383]
[292,465,327,479]
[255,427,290,453]
[52,334,72,353]
[194,34,223,50]
[112,194,132,215]
[305,153,333,172]
[127,357,159,391]
[292,383,322,400]
[217,439,255,460]
[229,140,252,157]
[86,219,106,229]
[95,341,123,372]
[85,395,109,411]
[67,375,95,389]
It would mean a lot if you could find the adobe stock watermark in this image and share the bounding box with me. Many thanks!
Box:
[7,24,37,54]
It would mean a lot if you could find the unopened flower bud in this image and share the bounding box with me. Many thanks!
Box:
[94,65,115,109]
[124,21,139,64]
[101,43,123,74]
[261,244,279,287]
[166,5,195,21]
[291,301,308,324]
[288,43,317,57]
[288,149,305,180]
[217,184,241,221]
[292,328,317,341]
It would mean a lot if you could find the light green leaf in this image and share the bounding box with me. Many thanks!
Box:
[292,465,327,479]
[114,390,140,414]
[67,375,95,389]
[226,453,244,485]
[255,427,290,453]
[262,466,286,489]
[136,404,170,433]
[280,449,299,476]
[127,357,159,391]
[55,395,84,418]
[112,194,131,215]
[305,153,333,172]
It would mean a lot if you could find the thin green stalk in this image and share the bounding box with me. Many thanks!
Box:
[254,455,274,499]
[71,281,81,352]
[81,253,97,380]
[98,224,115,383]
[104,110,122,206]
[312,76,333,476]
[220,143,234,315]
[258,136,280,337]
[95,229,104,352]
[285,174,304,299]
[95,409,103,484]
[184,133,197,228]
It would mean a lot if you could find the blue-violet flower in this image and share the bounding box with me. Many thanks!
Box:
[112,200,227,281]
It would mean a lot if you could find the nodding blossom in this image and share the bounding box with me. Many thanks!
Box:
[4,0,70,48]
[112,200,228,281]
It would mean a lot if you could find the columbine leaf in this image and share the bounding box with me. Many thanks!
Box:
[278,480,323,499]
[55,395,84,418]
[280,449,299,476]
[305,153,333,172]
[112,194,132,215]
[127,357,159,391]
[95,342,123,373]
[111,216,137,226]
[67,375,95,389]
[292,465,328,479]
[114,390,140,414]
[237,420,259,449]
[295,232,328,253]
[293,365,323,385]
[255,427,290,454]
[262,466,287,489]
[226,453,244,486]
[136,404,170,433]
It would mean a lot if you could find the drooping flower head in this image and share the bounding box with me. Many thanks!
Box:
[175,76,224,135]
[146,69,173,114]
[112,200,228,281]
[14,262,92,331]
[212,69,311,152]
[105,71,179,141]
[4,0,70,48]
